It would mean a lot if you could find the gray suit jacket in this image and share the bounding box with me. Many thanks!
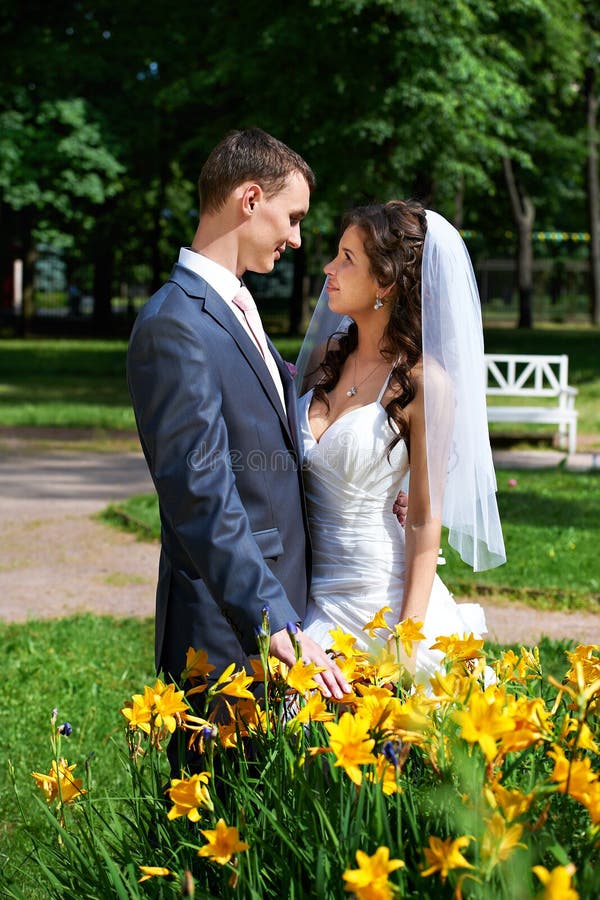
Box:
[127,263,311,685]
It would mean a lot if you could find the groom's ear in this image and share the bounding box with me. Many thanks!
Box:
[241,182,263,216]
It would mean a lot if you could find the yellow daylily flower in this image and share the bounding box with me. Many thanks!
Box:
[486,780,533,822]
[121,679,188,735]
[217,721,240,749]
[453,687,515,762]
[362,606,393,638]
[387,692,436,741]
[250,654,289,682]
[499,695,552,754]
[31,758,86,805]
[338,653,374,683]
[328,626,360,658]
[421,835,473,882]
[368,755,402,796]
[211,662,236,689]
[532,863,579,900]
[324,712,376,785]
[353,691,393,732]
[197,818,249,866]
[548,744,598,804]
[286,659,325,695]
[565,645,600,694]
[355,683,395,701]
[561,718,600,754]
[390,618,425,658]
[167,772,213,822]
[182,712,212,732]
[581,780,600,825]
[551,658,600,715]
[343,846,404,899]
[181,647,215,683]
[152,681,189,732]
[138,866,174,883]
[120,694,153,734]
[341,884,393,900]
[289,691,335,725]
[369,649,402,686]
[429,667,472,705]
[518,646,542,681]
[226,697,268,734]
[481,812,526,868]
[429,633,485,663]
[495,648,520,682]
[213,667,255,700]
[498,646,542,684]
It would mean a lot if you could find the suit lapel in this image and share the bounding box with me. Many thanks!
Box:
[204,290,294,435]
[268,337,301,455]
[168,265,295,444]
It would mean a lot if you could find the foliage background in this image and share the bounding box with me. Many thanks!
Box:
[1,0,599,325]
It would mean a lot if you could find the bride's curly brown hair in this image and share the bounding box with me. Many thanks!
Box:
[312,199,428,453]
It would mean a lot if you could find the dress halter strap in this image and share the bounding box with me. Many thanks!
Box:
[376,359,400,404]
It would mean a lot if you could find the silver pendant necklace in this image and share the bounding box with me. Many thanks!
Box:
[346,355,386,397]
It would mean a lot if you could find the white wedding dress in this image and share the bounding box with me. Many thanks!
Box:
[298,373,488,686]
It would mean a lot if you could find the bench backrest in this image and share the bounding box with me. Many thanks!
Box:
[484,354,569,397]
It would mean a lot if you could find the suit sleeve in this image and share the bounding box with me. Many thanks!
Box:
[127,309,299,653]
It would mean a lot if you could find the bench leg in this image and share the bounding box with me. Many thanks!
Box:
[568,422,577,456]
[558,420,567,446]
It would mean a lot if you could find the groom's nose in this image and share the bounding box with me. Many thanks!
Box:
[287,222,302,249]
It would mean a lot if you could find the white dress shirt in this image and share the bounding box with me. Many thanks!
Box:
[178,247,286,411]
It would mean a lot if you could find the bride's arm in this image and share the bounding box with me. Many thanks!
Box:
[399,377,442,624]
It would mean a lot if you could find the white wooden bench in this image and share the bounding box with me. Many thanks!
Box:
[485,353,578,455]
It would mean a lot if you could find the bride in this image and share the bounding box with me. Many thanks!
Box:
[295,200,506,685]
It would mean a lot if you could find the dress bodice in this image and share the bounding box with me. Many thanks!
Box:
[298,386,409,525]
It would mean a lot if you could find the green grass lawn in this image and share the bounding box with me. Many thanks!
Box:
[0,613,579,897]
[0,615,156,895]
[101,466,600,611]
[439,468,599,608]
[0,328,598,443]
[0,339,134,430]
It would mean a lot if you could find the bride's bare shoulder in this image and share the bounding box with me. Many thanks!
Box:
[385,358,452,407]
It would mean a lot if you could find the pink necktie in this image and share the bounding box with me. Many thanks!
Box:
[232,285,269,359]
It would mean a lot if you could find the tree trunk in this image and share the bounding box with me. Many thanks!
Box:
[289,242,308,336]
[92,233,115,334]
[14,207,36,337]
[585,66,600,326]
[150,141,169,293]
[503,156,535,328]
[453,173,464,231]
[0,202,16,315]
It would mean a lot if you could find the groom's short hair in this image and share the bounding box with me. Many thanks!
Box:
[199,127,315,214]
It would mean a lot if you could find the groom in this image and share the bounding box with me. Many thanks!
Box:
[127,128,350,701]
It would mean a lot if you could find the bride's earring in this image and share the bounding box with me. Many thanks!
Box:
[374,295,384,310]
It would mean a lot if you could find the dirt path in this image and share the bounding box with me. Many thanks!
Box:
[1,440,598,647]
[0,446,158,622]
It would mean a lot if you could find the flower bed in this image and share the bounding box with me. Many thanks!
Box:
[10,608,600,899]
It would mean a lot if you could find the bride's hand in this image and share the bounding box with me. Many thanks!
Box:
[393,490,408,527]
[269,627,352,700]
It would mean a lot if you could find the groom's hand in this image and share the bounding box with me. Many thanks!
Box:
[269,627,351,700]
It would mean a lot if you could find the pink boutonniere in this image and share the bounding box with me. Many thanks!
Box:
[285,361,297,377]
